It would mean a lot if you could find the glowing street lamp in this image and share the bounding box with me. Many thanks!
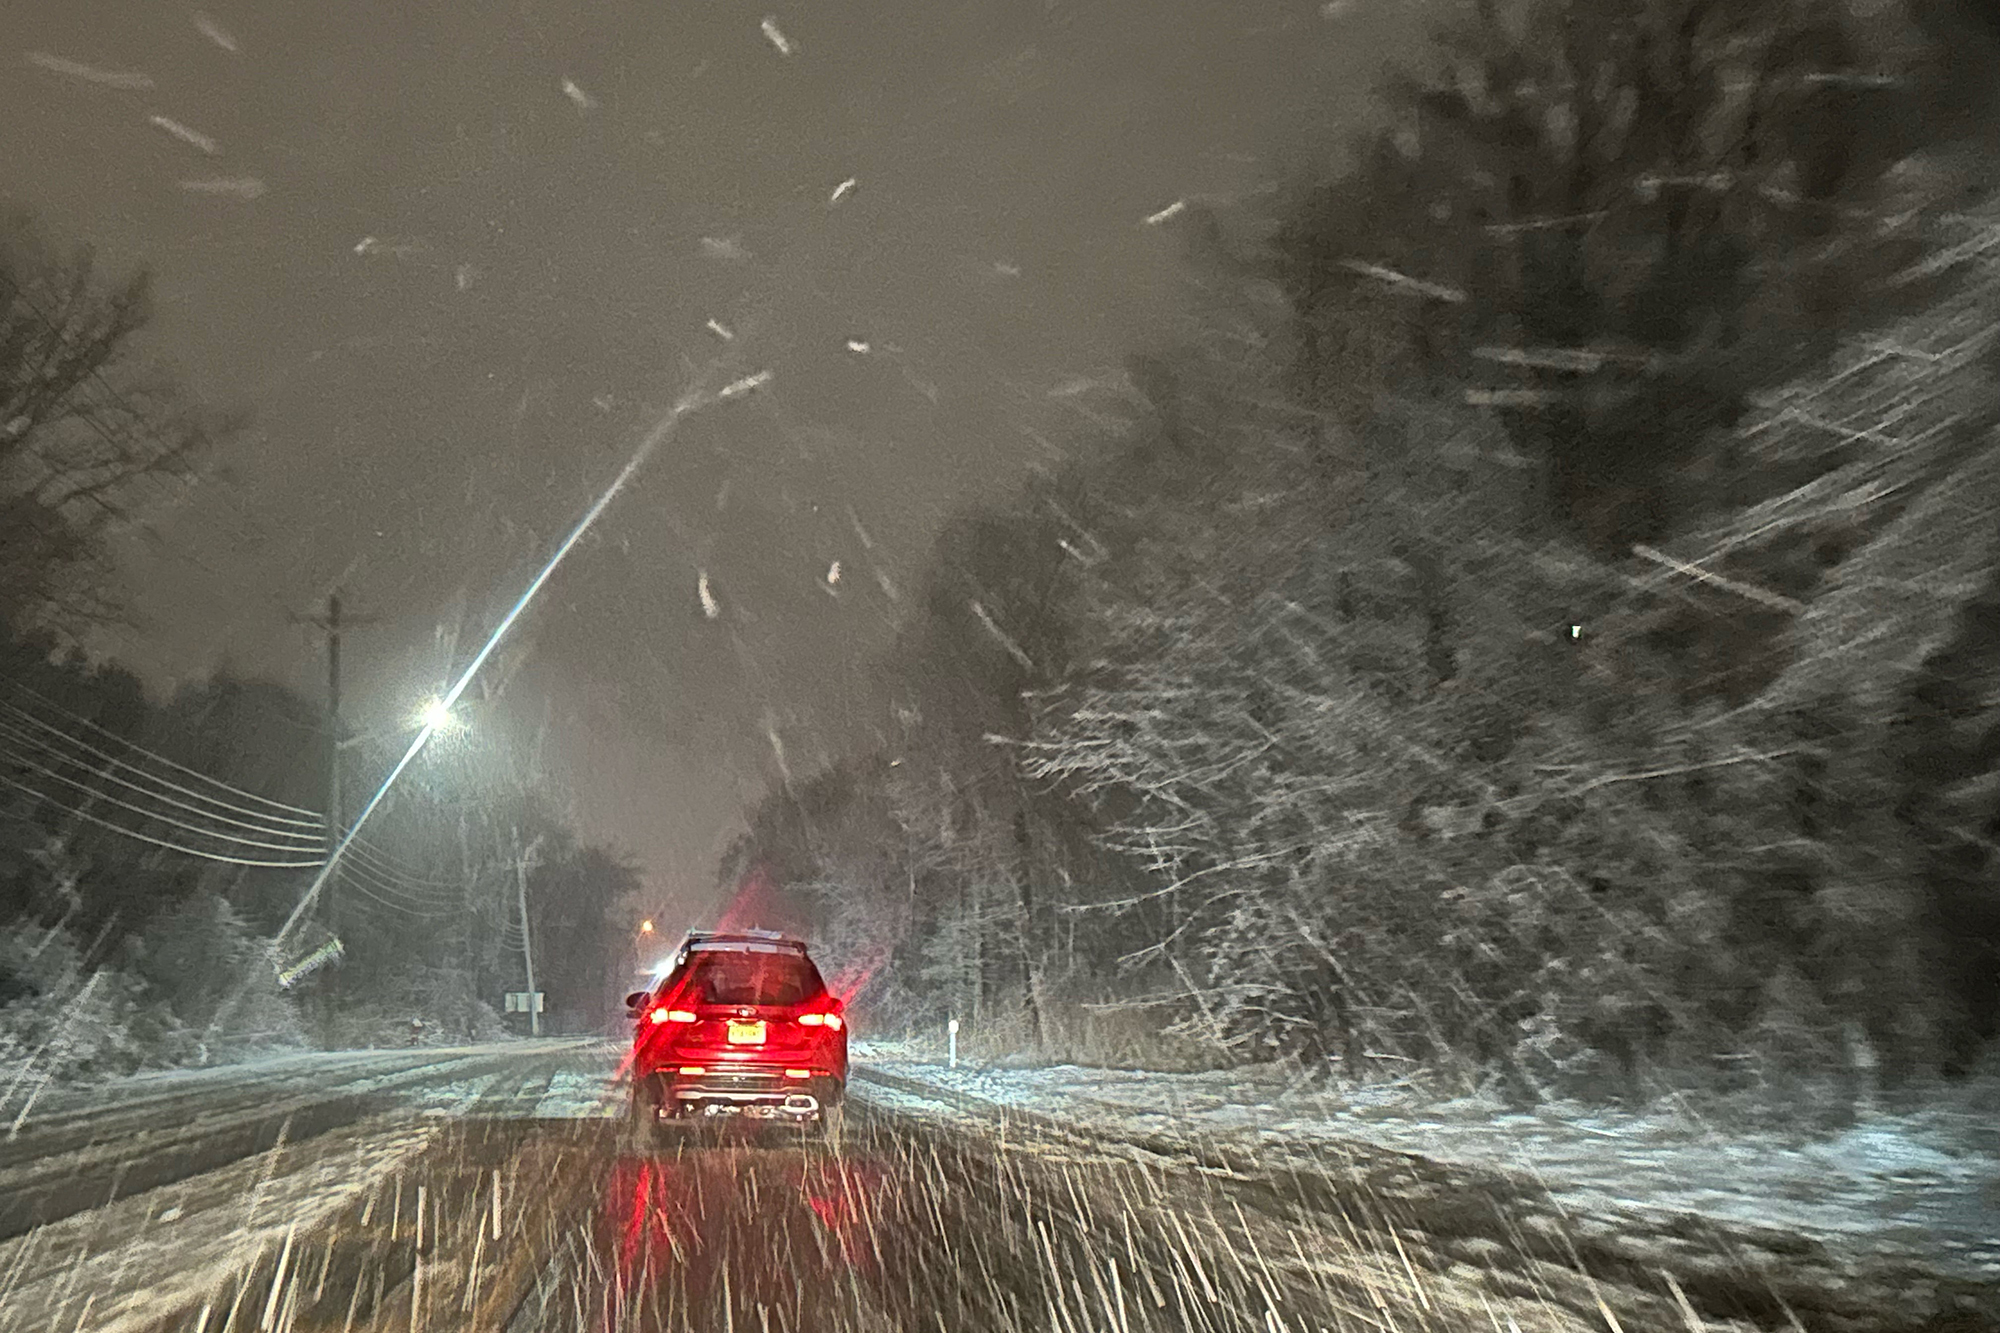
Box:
[639,919,655,935]
[337,697,462,752]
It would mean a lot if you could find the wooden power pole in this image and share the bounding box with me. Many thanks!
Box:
[294,590,381,930]
[513,829,546,1036]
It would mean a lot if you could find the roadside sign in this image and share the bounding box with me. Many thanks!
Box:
[275,937,344,989]
[504,991,545,1014]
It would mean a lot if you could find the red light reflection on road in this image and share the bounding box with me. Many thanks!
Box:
[601,1143,890,1317]
[619,1160,655,1273]
[799,1161,884,1270]
[608,1043,640,1085]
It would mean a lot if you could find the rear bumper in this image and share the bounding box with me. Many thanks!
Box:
[636,1065,844,1118]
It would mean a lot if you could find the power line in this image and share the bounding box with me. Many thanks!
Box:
[0,738,323,854]
[341,857,442,901]
[0,753,476,913]
[336,843,462,904]
[0,708,324,845]
[0,773,322,868]
[0,722,505,932]
[3,690,512,911]
[342,838,461,892]
[336,859,457,918]
[337,876,452,919]
[5,689,495,891]
[3,682,320,819]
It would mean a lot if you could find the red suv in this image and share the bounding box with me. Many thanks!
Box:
[625,931,848,1133]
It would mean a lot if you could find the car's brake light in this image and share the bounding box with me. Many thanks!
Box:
[649,1008,697,1025]
[797,1012,844,1031]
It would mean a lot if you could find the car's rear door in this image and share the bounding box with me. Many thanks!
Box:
[677,950,828,1058]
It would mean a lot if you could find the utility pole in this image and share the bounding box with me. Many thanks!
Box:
[325,591,343,879]
[513,828,546,1037]
[294,590,380,933]
[457,811,476,1042]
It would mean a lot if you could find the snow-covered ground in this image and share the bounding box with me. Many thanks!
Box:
[851,1041,2000,1277]
[531,1064,626,1118]
[0,1038,631,1332]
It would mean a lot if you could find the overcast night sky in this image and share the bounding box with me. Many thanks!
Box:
[0,0,1417,920]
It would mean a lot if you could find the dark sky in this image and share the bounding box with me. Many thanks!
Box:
[1,0,1417,920]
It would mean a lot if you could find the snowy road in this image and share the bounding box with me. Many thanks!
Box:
[0,1044,1994,1333]
[0,1040,597,1332]
[0,1042,597,1242]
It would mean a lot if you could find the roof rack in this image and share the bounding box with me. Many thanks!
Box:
[679,929,809,954]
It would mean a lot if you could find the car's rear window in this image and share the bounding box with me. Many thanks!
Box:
[674,951,825,1007]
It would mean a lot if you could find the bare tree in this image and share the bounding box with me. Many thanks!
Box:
[0,213,235,634]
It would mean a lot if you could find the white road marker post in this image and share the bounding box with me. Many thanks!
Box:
[948,1017,959,1069]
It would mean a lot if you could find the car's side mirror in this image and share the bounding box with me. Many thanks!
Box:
[623,991,646,1011]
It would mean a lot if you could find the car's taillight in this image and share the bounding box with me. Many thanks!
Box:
[649,1008,697,1025]
[797,1011,844,1031]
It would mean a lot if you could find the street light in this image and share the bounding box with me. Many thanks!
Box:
[336,696,469,752]
[639,919,655,935]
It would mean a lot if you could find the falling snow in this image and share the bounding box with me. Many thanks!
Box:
[353,236,427,258]
[716,369,773,400]
[24,51,155,90]
[2,1042,1986,1333]
[177,175,267,199]
[3,1,1995,1329]
[191,12,240,52]
[856,1044,2000,1278]
[147,115,220,155]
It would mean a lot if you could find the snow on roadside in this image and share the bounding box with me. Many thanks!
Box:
[532,1066,625,1118]
[0,1116,443,1333]
[0,1042,613,1331]
[851,1040,2000,1276]
[409,1073,501,1115]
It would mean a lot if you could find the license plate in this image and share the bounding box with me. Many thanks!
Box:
[725,1020,766,1045]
